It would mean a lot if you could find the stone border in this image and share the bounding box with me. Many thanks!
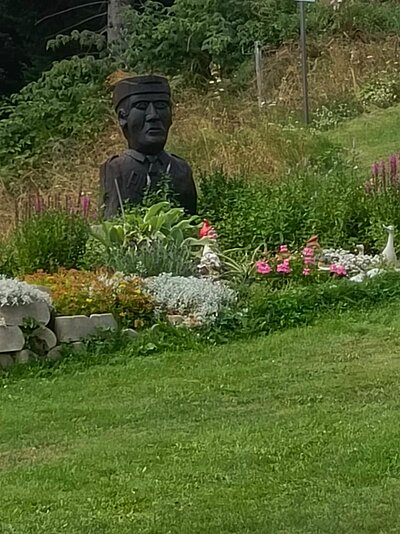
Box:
[0,308,133,369]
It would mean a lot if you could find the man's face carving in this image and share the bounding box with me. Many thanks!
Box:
[118,93,172,155]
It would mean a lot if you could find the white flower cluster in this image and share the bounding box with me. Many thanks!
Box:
[96,271,135,288]
[143,273,236,325]
[0,276,52,307]
[320,249,382,274]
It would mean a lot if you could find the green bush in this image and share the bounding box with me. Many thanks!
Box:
[199,168,400,253]
[0,55,111,193]
[359,74,400,109]
[7,211,89,275]
[120,0,400,82]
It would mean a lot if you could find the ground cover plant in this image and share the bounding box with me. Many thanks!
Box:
[3,302,400,533]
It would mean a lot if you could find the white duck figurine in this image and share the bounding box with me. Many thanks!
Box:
[382,225,397,266]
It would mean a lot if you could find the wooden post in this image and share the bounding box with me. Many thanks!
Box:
[255,41,264,109]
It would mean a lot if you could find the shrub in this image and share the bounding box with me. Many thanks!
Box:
[359,74,400,109]
[23,270,154,329]
[0,56,111,193]
[9,211,89,275]
[120,0,400,82]
[0,277,52,307]
[199,169,397,254]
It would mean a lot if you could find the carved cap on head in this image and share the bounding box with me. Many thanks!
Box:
[112,75,171,110]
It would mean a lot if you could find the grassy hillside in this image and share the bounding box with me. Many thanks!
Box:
[329,104,400,167]
[2,303,400,533]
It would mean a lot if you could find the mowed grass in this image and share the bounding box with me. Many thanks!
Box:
[329,104,400,167]
[2,306,400,533]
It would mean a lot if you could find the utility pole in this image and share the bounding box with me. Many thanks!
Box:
[107,0,128,44]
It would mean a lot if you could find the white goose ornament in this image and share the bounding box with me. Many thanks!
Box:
[382,225,397,266]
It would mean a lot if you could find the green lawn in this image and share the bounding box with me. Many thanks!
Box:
[329,104,400,167]
[2,305,400,533]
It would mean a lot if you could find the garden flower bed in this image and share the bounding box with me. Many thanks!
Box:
[1,168,400,371]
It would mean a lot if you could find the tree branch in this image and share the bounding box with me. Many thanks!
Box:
[36,2,107,26]
[46,12,107,38]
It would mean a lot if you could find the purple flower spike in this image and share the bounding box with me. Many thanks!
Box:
[372,162,380,178]
[80,195,91,217]
[390,154,398,178]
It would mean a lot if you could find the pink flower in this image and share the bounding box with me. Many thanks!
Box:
[330,264,347,277]
[279,244,289,253]
[277,261,291,274]
[256,261,272,275]
[302,247,314,258]
[304,256,315,265]
[303,268,311,276]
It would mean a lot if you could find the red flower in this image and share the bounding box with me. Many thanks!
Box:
[199,220,217,239]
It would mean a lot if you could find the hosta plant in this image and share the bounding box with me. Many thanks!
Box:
[91,202,207,276]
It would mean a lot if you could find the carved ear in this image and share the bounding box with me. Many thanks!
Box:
[117,108,128,129]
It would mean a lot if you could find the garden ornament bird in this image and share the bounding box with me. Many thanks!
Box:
[355,244,365,256]
[382,225,397,265]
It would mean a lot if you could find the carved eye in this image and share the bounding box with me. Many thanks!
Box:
[133,101,148,110]
[154,101,169,110]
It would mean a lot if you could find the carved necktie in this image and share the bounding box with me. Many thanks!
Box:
[146,155,161,188]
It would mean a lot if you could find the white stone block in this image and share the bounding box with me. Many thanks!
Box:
[0,302,50,326]
[33,327,57,351]
[0,354,14,369]
[54,316,96,343]
[14,349,37,365]
[0,326,24,353]
[122,328,138,339]
[47,346,63,361]
[90,313,118,331]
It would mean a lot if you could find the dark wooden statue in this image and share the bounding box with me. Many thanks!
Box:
[100,75,197,218]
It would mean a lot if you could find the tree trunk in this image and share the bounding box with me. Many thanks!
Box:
[107,0,128,44]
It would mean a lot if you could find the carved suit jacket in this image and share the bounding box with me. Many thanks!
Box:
[100,149,197,219]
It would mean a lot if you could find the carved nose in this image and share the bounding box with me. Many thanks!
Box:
[146,103,159,120]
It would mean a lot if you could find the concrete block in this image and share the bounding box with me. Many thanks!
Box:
[14,349,37,365]
[0,354,14,369]
[33,327,57,352]
[54,315,96,343]
[122,328,138,339]
[0,302,50,326]
[0,326,24,353]
[90,313,118,331]
[46,346,63,361]
[70,341,85,353]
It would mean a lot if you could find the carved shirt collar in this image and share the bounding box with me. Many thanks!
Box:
[124,149,170,165]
